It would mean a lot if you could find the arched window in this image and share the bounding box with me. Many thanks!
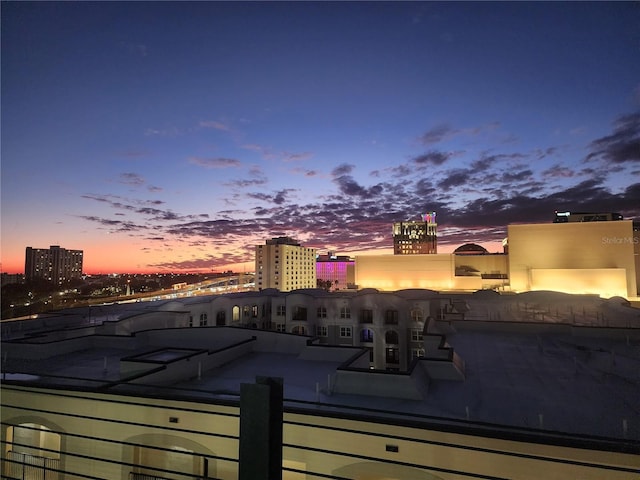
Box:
[411,308,424,322]
[4,423,61,479]
[385,330,399,345]
[232,306,240,322]
[360,328,374,343]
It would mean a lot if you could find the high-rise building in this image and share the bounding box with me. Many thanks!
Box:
[255,237,316,291]
[24,245,83,285]
[392,212,437,254]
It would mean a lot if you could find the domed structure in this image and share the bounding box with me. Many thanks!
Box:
[453,243,489,255]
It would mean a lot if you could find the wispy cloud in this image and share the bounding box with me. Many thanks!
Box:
[188,157,242,169]
[199,120,232,132]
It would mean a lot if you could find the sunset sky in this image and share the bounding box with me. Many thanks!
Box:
[2,2,639,274]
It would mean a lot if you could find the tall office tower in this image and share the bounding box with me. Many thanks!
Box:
[393,212,437,254]
[25,245,83,285]
[255,237,316,292]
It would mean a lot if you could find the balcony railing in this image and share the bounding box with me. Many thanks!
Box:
[5,451,60,480]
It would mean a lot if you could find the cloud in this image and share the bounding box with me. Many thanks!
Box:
[412,150,454,166]
[119,173,145,186]
[199,120,232,131]
[282,151,313,162]
[586,111,640,164]
[439,170,471,190]
[331,164,355,176]
[188,157,242,169]
[542,165,575,179]
[420,124,454,146]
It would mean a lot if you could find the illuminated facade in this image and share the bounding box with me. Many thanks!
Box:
[316,253,355,290]
[508,220,638,298]
[24,245,83,285]
[357,220,639,299]
[393,212,437,254]
[255,237,316,292]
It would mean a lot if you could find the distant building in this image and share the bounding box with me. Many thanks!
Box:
[255,237,316,291]
[356,219,638,298]
[393,212,437,254]
[553,211,623,223]
[24,245,83,285]
[1,273,24,287]
[315,252,355,290]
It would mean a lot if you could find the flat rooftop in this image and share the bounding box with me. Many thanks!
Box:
[2,320,639,445]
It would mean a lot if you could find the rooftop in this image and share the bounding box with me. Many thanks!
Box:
[2,290,639,451]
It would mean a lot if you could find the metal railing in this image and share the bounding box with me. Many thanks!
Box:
[4,451,60,480]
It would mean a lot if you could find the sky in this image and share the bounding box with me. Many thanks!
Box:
[2,2,639,275]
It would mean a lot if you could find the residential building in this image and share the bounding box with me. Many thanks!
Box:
[24,245,83,285]
[255,237,316,292]
[316,252,355,290]
[1,290,638,479]
[393,212,437,255]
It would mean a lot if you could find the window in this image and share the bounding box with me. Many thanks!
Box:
[252,305,258,318]
[216,310,226,326]
[360,328,374,343]
[411,329,423,342]
[188,315,193,327]
[243,306,251,318]
[359,309,373,323]
[316,325,328,337]
[412,348,425,360]
[317,306,327,318]
[277,305,286,316]
[292,325,306,335]
[340,326,352,338]
[340,306,351,319]
[385,330,399,345]
[386,347,399,364]
[276,323,286,332]
[411,308,424,322]
[199,313,207,326]
[385,309,398,325]
[232,306,240,322]
[293,306,307,321]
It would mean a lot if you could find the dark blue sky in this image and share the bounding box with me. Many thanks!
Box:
[2,2,639,273]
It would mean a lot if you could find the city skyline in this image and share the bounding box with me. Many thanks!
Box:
[2,2,639,274]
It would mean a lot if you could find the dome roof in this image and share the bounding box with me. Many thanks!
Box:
[454,243,488,254]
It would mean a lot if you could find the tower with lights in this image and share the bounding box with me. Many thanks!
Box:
[392,212,437,255]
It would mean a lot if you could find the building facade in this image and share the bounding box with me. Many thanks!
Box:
[316,253,355,290]
[255,237,316,292]
[393,212,437,255]
[24,245,83,285]
[357,220,638,299]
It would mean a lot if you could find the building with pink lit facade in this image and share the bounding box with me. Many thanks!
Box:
[316,253,355,290]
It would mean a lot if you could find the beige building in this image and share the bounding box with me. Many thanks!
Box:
[508,220,638,299]
[357,220,639,299]
[255,237,316,292]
